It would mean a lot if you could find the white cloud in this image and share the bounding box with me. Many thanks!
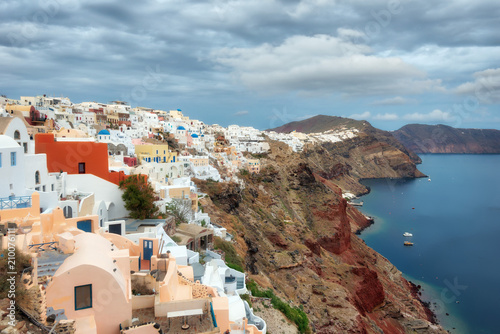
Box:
[350,111,371,120]
[373,113,399,120]
[403,109,454,122]
[370,96,415,106]
[234,110,249,116]
[212,32,443,97]
[455,68,500,104]
[297,114,319,120]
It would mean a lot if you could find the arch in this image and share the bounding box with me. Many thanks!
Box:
[35,170,40,184]
[14,130,20,140]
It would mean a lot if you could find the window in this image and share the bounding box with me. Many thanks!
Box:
[14,130,20,140]
[74,284,92,310]
[35,171,40,184]
[0,153,2,167]
[78,162,85,174]
[23,143,28,153]
[51,184,54,191]
[63,206,73,218]
[10,152,16,166]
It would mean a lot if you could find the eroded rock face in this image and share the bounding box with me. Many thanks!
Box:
[351,267,385,314]
[194,140,446,334]
[303,134,426,196]
[317,200,351,255]
[304,239,322,256]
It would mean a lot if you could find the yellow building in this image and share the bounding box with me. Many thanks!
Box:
[247,159,260,174]
[189,156,209,167]
[135,144,178,164]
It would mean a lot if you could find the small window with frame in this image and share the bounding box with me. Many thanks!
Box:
[74,284,92,310]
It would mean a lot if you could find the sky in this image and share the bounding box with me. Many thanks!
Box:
[1,0,500,131]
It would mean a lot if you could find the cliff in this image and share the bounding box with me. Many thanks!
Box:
[269,115,425,195]
[194,141,446,334]
[269,115,422,165]
[393,124,500,153]
[301,132,426,195]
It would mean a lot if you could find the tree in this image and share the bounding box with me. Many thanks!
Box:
[165,198,192,225]
[119,175,159,220]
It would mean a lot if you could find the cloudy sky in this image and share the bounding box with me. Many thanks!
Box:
[1,0,499,130]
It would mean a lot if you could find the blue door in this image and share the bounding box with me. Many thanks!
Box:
[143,240,153,261]
[77,220,92,233]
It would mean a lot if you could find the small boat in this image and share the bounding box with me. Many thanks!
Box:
[403,232,413,237]
[404,241,414,246]
[428,178,431,182]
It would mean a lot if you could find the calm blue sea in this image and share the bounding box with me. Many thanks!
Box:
[359,154,500,334]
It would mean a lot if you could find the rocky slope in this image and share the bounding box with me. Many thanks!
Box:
[194,141,447,334]
[393,124,500,153]
[269,115,422,165]
[270,115,425,195]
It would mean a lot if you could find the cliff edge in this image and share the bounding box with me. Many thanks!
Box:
[194,141,446,334]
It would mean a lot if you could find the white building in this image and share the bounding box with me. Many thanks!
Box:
[0,116,33,154]
[0,136,28,198]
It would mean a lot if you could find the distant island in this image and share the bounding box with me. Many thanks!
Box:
[393,124,500,154]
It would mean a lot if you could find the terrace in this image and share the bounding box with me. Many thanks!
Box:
[128,301,218,334]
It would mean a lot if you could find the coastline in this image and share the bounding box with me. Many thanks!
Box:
[354,211,443,328]
[353,179,444,329]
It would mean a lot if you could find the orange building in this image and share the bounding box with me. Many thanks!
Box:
[35,133,129,185]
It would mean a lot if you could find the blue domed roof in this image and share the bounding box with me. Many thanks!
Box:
[191,133,199,138]
[177,126,186,131]
[98,129,110,135]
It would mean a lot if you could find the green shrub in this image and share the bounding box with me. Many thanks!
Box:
[240,293,252,308]
[247,279,310,333]
[213,237,245,273]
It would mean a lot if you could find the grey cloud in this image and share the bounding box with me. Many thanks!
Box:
[212,33,442,96]
[0,0,499,130]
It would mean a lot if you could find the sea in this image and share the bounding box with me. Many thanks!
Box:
[358,154,500,334]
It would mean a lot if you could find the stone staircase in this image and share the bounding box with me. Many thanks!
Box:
[36,251,70,279]
[37,260,65,278]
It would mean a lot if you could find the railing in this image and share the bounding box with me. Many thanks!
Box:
[29,242,58,252]
[0,196,32,210]
[210,302,218,328]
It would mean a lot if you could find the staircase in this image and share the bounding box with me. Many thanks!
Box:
[37,260,64,278]
[236,277,245,290]
[36,252,70,279]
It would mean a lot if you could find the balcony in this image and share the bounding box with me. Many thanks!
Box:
[0,196,32,210]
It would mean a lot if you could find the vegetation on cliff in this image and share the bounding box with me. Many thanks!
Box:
[246,279,310,334]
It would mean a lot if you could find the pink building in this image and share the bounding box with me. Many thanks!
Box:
[1,192,264,334]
